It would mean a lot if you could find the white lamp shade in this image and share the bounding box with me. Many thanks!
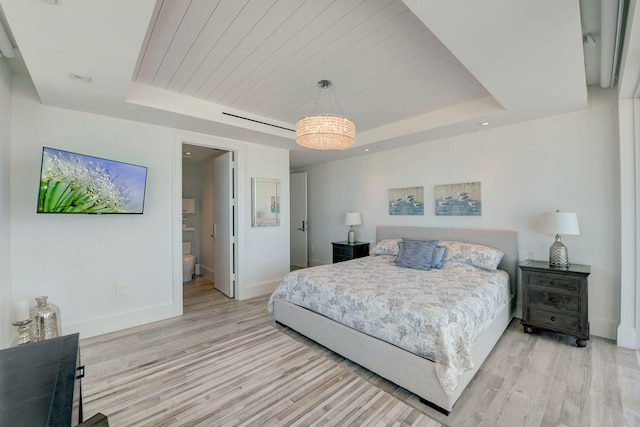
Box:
[539,211,580,235]
[344,212,362,226]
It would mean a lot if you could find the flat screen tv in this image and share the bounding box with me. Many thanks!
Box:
[37,147,148,214]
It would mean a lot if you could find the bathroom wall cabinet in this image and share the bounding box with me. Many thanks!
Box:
[182,198,196,214]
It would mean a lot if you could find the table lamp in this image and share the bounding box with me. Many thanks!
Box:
[344,212,362,244]
[538,210,580,267]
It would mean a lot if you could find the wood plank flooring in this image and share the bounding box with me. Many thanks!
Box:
[81,277,640,426]
[81,278,440,426]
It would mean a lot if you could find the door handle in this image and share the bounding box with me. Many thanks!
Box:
[297,220,306,231]
[212,224,217,239]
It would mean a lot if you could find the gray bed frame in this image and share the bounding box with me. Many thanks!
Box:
[273,226,518,414]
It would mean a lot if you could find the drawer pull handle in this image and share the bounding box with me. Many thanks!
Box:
[550,316,556,322]
[549,297,557,303]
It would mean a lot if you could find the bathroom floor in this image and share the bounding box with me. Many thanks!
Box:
[183,275,221,309]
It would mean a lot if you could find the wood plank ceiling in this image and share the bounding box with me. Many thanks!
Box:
[134,0,492,133]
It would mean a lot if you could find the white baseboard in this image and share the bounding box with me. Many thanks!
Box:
[240,279,281,300]
[589,316,618,341]
[515,301,523,320]
[308,258,329,267]
[616,323,637,349]
[200,265,214,282]
[62,302,175,340]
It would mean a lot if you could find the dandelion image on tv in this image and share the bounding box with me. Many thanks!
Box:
[38,148,147,213]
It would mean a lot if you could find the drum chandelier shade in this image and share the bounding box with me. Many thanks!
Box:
[295,80,356,150]
[295,114,356,150]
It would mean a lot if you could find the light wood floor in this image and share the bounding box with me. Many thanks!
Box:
[81,278,439,426]
[81,277,640,426]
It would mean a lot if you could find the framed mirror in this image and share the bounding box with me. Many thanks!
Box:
[251,178,280,227]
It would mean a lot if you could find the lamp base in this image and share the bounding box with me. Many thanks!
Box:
[347,226,356,244]
[549,234,570,267]
[12,319,32,345]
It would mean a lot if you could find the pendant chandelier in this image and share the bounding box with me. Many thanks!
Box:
[295,80,356,150]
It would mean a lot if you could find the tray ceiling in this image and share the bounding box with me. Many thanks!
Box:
[0,0,589,168]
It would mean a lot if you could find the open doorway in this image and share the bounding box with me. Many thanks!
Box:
[290,172,308,270]
[181,143,236,304]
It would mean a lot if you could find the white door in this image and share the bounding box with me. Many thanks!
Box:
[213,152,235,298]
[290,172,308,268]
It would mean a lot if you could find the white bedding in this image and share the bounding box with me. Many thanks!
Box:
[268,255,510,394]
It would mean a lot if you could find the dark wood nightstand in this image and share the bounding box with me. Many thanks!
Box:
[332,241,370,263]
[520,260,591,347]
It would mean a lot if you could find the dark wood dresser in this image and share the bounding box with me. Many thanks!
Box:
[332,241,370,263]
[520,261,591,347]
[0,333,84,426]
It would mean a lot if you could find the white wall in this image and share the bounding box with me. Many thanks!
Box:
[301,87,620,340]
[182,160,202,262]
[10,75,175,338]
[243,144,290,299]
[6,75,290,341]
[617,97,640,349]
[0,59,12,347]
[616,0,640,351]
[173,133,290,302]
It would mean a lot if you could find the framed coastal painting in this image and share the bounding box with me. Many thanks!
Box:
[389,186,424,215]
[435,181,481,216]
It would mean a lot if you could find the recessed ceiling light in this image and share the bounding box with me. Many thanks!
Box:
[480,121,490,126]
[364,148,370,152]
[184,152,192,156]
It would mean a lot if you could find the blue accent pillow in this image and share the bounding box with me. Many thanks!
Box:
[395,238,439,270]
[431,246,448,269]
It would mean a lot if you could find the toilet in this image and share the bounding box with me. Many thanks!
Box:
[182,242,196,282]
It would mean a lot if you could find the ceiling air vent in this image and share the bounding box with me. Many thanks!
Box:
[222,112,294,132]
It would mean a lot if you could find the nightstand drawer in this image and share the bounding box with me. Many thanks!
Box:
[334,246,353,258]
[520,261,590,347]
[332,241,369,263]
[528,289,580,312]
[526,272,581,292]
[529,309,580,332]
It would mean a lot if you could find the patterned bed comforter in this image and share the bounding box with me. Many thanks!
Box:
[267,255,510,394]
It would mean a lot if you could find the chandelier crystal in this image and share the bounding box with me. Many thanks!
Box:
[295,80,356,150]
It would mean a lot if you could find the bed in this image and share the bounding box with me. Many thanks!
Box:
[268,226,518,414]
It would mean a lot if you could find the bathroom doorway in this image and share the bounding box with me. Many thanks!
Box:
[182,143,236,301]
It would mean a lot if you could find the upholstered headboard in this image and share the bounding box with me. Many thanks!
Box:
[376,226,518,296]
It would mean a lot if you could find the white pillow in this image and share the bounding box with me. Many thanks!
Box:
[440,240,505,270]
[370,238,401,256]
